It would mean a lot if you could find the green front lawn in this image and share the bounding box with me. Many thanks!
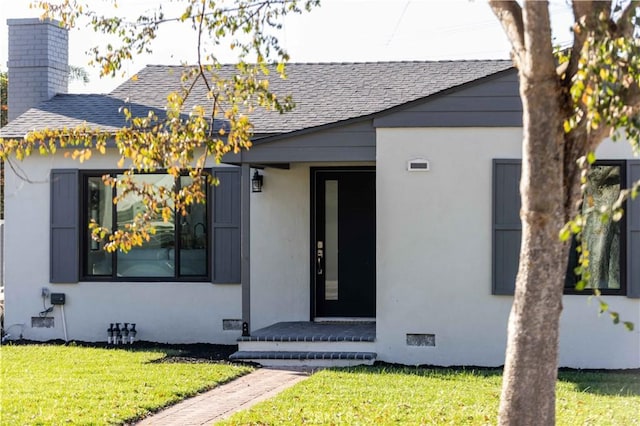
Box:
[0,344,251,425]
[2,345,637,425]
[219,366,640,425]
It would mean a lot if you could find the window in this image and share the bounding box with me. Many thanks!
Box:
[50,167,241,284]
[492,159,640,298]
[82,172,209,281]
[565,163,625,295]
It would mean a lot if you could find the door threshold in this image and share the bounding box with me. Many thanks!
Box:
[314,317,376,323]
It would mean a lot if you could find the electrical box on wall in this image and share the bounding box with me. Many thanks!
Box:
[407,158,430,172]
[50,293,66,305]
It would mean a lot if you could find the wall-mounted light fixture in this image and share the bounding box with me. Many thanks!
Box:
[251,170,264,192]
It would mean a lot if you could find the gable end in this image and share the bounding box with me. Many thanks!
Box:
[373,69,522,128]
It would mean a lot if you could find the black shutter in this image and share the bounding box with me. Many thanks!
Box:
[50,169,79,283]
[628,160,640,298]
[211,167,241,283]
[492,160,522,295]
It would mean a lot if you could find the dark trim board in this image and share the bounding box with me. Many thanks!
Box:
[252,120,376,147]
[374,111,522,127]
[628,160,640,298]
[232,121,377,164]
[492,159,522,295]
[239,146,376,163]
[241,164,251,331]
[218,70,522,166]
[373,70,522,128]
[50,169,80,283]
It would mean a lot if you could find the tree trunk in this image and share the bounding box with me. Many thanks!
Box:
[498,2,570,424]
[498,75,567,424]
[491,0,638,423]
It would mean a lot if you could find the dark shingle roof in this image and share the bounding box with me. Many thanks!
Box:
[1,61,513,138]
[1,95,128,137]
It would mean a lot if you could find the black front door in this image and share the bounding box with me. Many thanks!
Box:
[312,168,376,317]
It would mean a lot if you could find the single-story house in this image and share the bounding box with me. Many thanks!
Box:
[2,19,638,368]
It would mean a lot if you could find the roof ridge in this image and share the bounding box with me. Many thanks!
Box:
[52,93,117,97]
[143,59,513,67]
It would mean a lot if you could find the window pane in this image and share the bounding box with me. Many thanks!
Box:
[325,180,339,300]
[566,165,622,290]
[86,177,112,276]
[116,174,176,278]
[179,176,207,276]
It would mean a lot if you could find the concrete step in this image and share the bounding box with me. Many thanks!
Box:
[229,350,377,367]
[238,340,376,353]
[237,321,376,344]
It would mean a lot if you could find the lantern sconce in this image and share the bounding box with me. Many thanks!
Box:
[251,170,264,193]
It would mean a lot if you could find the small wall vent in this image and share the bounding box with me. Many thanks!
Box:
[407,333,436,347]
[407,158,430,172]
[32,317,54,328]
[223,319,243,331]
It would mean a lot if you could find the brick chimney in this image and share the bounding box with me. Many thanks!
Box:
[7,18,68,122]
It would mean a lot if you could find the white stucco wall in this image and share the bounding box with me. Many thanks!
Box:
[250,164,311,329]
[376,127,640,368]
[3,153,242,344]
[3,133,638,368]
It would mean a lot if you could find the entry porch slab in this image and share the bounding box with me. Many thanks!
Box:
[230,322,377,367]
[238,321,376,342]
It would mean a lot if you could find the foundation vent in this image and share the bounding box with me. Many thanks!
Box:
[223,319,243,331]
[32,317,55,328]
[406,333,435,347]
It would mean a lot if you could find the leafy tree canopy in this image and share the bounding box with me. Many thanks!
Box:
[0,0,318,252]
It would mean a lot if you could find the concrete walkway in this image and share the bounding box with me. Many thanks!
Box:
[135,367,311,425]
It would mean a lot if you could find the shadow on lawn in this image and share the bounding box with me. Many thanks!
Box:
[557,370,640,397]
[4,340,638,398]
[2,339,239,363]
[347,363,640,398]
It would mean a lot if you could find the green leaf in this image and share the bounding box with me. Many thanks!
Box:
[599,300,609,314]
[609,311,619,324]
[559,225,572,242]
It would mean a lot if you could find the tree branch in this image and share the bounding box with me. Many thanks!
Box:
[489,1,525,68]
[566,2,615,80]
[521,1,555,71]
[563,1,622,162]
[564,2,591,84]
[562,2,601,158]
[614,0,639,37]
